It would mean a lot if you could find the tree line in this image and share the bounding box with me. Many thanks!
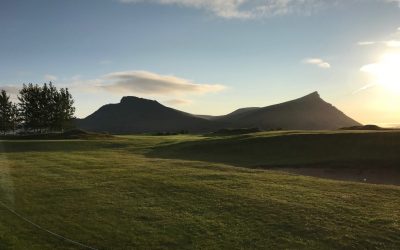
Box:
[0,82,75,134]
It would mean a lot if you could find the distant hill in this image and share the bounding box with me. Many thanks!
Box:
[195,107,259,121]
[76,96,216,133]
[76,92,361,133]
[213,92,361,130]
[340,125,387,130]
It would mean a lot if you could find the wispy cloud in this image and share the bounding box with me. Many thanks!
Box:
[44,74,58,81]
[163,98,193,106]
[119,0,400,19]
[71,70,226,97]
[100,70,225,95]
[0,85,20,95]
[358,27,400,48]
[352,83,377,95]
[386,0,400,6]
[358,40,400,47]
[385,40,400,47]
[358,41,376,46]
[120,0,252,18]
[71,75,82,81]
[302,58,331,69]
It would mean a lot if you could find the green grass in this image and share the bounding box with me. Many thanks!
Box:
[149,130,400,167]
[0,132,399,249]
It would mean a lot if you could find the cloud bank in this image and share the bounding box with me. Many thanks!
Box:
[98,70,225,95]
[70,70,225,106]
[120,0,400,19]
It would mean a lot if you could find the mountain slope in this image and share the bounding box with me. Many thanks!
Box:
[76,92,361,133]
[195,107,259,120]
[76,96,215,133]
[214,92,361,130]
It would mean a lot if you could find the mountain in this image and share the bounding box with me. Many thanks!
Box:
[195,108,259,120]
[217,107,260,120]
[213,92,361,130]
[76,92,361,133]
[76,96,216,133]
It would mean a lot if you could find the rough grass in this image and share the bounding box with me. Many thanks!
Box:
[0,133,399,249]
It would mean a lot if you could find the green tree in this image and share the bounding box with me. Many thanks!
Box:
[18,83,42,132]
[9,103,21,134]
[18,82,75,133]
[0,90,13,134]
[52,87,75,131]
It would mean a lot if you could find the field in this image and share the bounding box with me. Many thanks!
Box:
[0,131,400,249]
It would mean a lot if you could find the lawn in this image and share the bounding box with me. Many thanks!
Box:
[0,132,400,249]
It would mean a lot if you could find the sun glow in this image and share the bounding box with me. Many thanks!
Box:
[361,53,400,92]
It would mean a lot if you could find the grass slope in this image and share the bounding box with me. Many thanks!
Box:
[0,133,399,249]
[150,131,400,167]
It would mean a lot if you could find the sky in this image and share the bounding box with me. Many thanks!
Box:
[1,0,400,125]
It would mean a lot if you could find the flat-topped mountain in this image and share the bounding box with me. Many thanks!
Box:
[76,92,361,133]
[76,96,215,133]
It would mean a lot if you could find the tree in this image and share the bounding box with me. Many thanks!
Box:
[44,83,75,131]
[18,83,42,132]
[52,87,75,131]
[9,103,21,134]
[0,90,13,134]
[39,82,51,131]
[18,82,75,133]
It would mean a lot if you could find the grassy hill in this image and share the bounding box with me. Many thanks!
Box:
[150,130,400,166]
[0,132,400,249]
[150,130,400,185]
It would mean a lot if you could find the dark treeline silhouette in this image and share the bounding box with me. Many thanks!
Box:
[0,82,75,134]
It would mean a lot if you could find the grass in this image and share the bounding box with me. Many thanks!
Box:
[0,132,399,249]
[149,130,400,167]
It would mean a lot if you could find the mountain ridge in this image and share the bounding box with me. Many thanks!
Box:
[76,91,361,133]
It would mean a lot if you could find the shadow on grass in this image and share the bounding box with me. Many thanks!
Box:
[148,132,400,166]
[146,131,400,184]
[0,140,129,153]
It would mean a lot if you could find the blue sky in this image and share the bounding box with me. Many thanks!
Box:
[1,0,400,124]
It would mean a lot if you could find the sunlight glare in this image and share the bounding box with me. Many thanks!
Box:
[361,53,400,92]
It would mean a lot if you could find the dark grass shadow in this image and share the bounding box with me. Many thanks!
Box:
[146,131,400,185]
[146,131,400,169]
[0,140,129,153]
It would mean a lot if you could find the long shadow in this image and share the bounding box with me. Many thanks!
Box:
[146,131,400,185]
[0,140,129,153]
[146,132,400,169]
